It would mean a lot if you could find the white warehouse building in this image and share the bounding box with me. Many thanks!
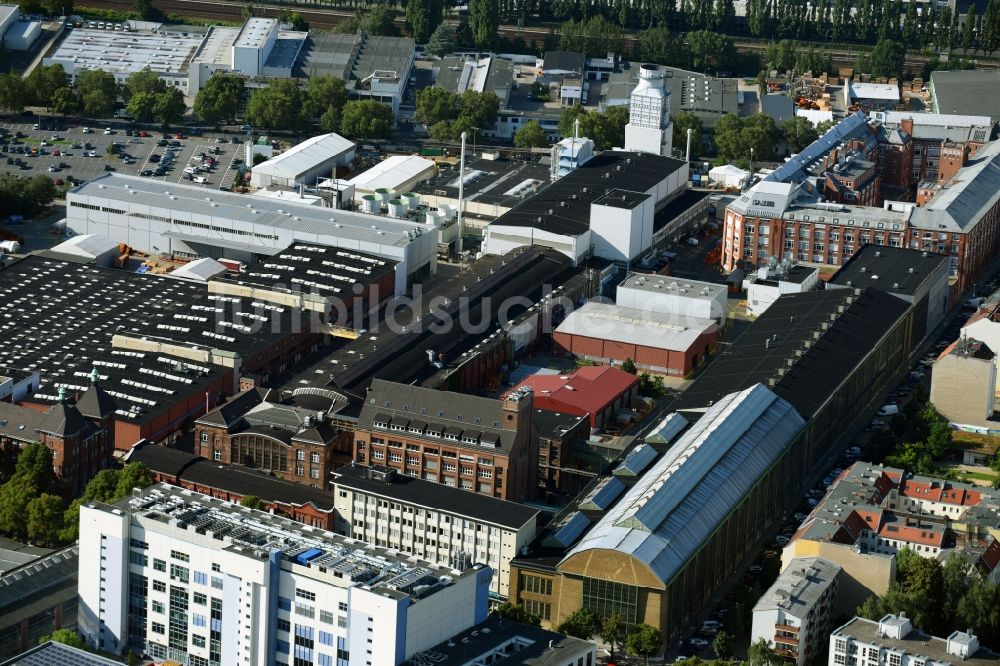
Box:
[616,272,729,325]
[250,132,356,190]
[78,484,492,665]
[66,174,438,295]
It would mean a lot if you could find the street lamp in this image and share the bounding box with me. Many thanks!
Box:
[749,147,754,177]
[472,127,480,159]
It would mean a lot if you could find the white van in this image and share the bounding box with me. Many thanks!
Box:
[193,176,207,184]
[877,404,899,416]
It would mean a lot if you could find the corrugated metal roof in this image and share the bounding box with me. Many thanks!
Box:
[644,413,688,445]
[348,155,436,192]
[70,174,426,249]
[910,139,1000,232]
[613,442,659,476]
[556,301,717,352]
[563,383,805,585]
[253,132,355,178]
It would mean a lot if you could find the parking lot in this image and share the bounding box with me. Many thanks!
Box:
[0,119,246,190]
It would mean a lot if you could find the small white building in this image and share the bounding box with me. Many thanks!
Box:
[167,257,228,282]
[78,484,492,664]
[47,234,120,267]
[250,132,355,190]
[0,367,39,402]
[3,17,40,51]
[348,155,436,199]
[332,465,538,600]
[709,164,749,189]
[616,272,729,325]
[751,557,841,666]
[745,264,819,317]
[830,615,1000,666]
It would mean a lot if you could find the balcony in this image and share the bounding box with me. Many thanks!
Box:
[775,634,800,647]
[775,624,800,634]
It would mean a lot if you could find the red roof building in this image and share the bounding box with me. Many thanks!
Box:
[504,366,639,430]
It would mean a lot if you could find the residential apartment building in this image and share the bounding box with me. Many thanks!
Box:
[353,380,539,502]
[830,615,1000,666]
[784,462,1000,614]
[751,557,841,666]
[78,484,491,665]
[194,388,352,489]
[722,112,1000,298]
[331,464,538,600]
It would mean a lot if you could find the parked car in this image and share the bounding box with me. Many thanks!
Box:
[104,164,115,171]
[774,535,790,546]
[156,139,169,147]
[878,405,899,417]
[140,169,154,176]
[689,638,709,649]
[139,130,149,137]
[81,127,92,133]
[686,237,700,246]
[47,164,57,172]
[149,154,161,162]
[103,128,113,135]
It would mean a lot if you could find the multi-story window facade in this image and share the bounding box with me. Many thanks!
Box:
[78,484,492,666]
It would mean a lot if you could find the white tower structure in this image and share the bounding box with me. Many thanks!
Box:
[625,64,673,157]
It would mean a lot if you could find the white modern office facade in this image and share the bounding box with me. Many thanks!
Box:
[331,466,539,600]
[78,484,491,666]
[66,174,438,295]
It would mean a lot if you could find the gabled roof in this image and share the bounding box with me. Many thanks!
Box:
[504,366,638,418]
[36,401,96,439]
[910,139,1000,232]
[196,388,268,429]
[75,383,117,419]
[0,403,44,443]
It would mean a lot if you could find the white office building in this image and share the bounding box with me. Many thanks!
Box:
[830,614,1000,666]
[616,272,729,325]
[751,557,841,666]
[332,465,538,600]
[78,484,491,665]
[66,174,438,295]
[624,64,673,158]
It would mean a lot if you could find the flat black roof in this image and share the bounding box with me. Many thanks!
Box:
[533,408,587,439]
[414,157,552,209]
[280,246,581,398]
[490,152,687,237]
[334,464,538,529]
[216,242,397,301]
[672,287,911,420]
[653,188,710,233]
[593,189,652,209]
[128,442,336,510]
[828,244,949,296]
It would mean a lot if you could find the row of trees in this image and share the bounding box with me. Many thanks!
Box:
[0,63,185,124]
[0,443,154,547]
[858,548,1000,646]
[708,112,833,165]
[416,87,502,141]
[493,604,661,662]
[0,173,58,218]
[557,104,628,150]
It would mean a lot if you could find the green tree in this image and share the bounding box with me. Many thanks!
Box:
[957,580,1000,646]
[26,175,58,213]
[416,87,459,126]
[856,594,885,620]
[963,6,978,53]
[783,115,819,152]
[491,602,541,626]
[406,0,443,43]
[74,70,118,119]
[240,495,263,509]
[0,73,27,113]
[556,608,601,639]
[983,0,1000,52]
[426,24,456,57]
[114,463,155,499]
[125,90,158,123]
[637,26,682,65]
[673,111,703,159]
[816,118,839,134]
[15,442,55,493]
[193,74,244,124]
[458,90,500,130]
[40,628,88,651]
[747,637,780,666]
[0,477,35,539]
[712,630,733,659]
[304,75,349,123]
[599,613,626,663]
[44,0,71,17]
[340,100,394,139]
[25,63,69,108]
[469,0,500,48]
[626,623,662,665]
[246,79,304,131]
[50,86,80,117]
[514,120,548,148]
[367,6,399,36]
[151,86,185,125]
[135,0,161,20]
[27,493,64,546]
[126,651,140,666]
[124,69,165,99]
[621,358,638,374]
[278,9,308,31]
[687,30,737,74]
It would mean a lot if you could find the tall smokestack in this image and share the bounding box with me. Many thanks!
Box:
[686,128,693,163]
[457,131,466,255]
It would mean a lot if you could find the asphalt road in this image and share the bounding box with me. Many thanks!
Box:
[0,120,245,189]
